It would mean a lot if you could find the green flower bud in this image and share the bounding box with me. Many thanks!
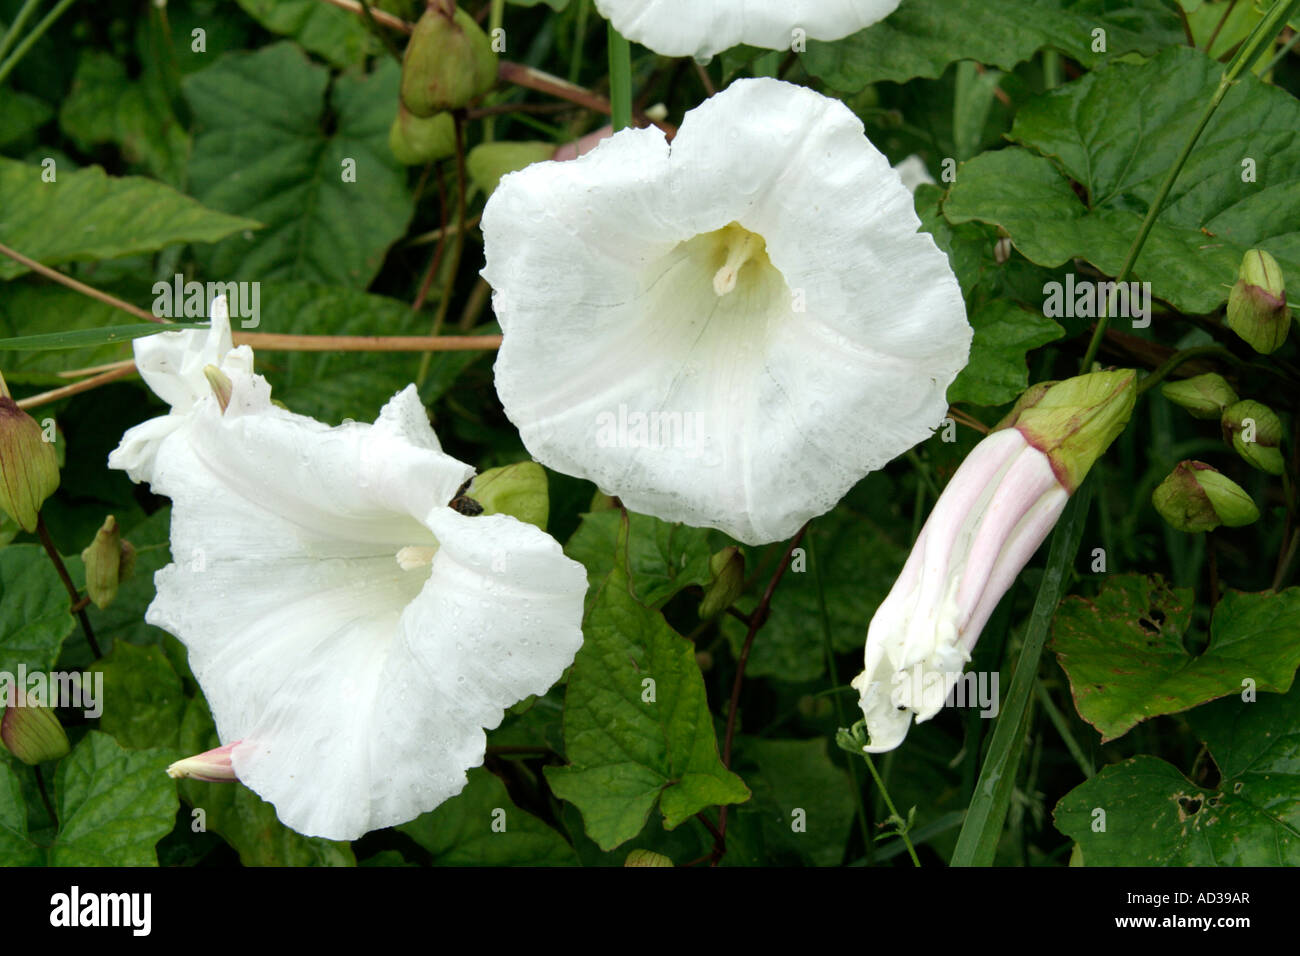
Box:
[994,369,1137,492]
[698,546,744,620]
[389,106,456,166]
[1,701,70,765]
[624,849,673,867]
[467,141,557,195]
[81,515,137,610]
[1151,461,1259,533]
[1160,373,1239,420]
[469,461,549,529]
[0,371,60,533]
[203,364,232,414]
[1222,399,1285,475]
[399,2,497,117]
[1226,249,1290,354]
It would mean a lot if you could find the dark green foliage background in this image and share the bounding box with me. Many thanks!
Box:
[1,0,1299,866]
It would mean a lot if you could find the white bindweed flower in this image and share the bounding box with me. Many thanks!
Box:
[593,0,900,60]
[107,297,262,484]
[851,427,1068,752]
[851,371,1136,752]
[482,78,970,546]
[109,320,587,840]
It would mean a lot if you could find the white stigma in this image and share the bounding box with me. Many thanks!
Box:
[396,545,439,570]
[712,230,764,296]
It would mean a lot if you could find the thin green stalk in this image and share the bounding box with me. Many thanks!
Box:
[1034,680,1094,778]
[860,751,920,866]
[0,0,77,87]
[568,0,590,84]
[1261,26,1300,74]
[1042,49,1062,89]
[808,532,872,861]
[1078,0,1300,372]
[0,0,41,64]
[416,118,468,386]
[607,21,632,132]
[950,480,1093,867]
[1136,345,1241,395]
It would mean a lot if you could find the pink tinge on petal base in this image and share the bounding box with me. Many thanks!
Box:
[166,741,241,783]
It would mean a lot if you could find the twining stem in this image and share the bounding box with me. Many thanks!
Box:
[412,166,450,313]
[860,750,921,866]
[358,0,404,61]
[318,0,411,32]
[0,0,78,86]
[1205,0,1241,54]
[807,532,873,860]
[607,22,633,132]
[0,0,41,64]
[712,524,808,864]
[35,514,100,658]
[1261,27,1300,74]
[1033,680,1094,778]
[0,242,161,323]
[1078,0,1300,372]
[1135,345,1242,395]
[16,364,139,411]
[417,116,469,386]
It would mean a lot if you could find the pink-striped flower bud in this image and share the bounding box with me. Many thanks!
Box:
[851,370,1135,752]
[166,742,240,783]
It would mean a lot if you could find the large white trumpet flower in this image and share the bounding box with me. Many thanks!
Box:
[593,0,900,60]
[482,78,971,546]
[110,302,587,840]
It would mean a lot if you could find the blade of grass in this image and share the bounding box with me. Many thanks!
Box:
[950,479,1093,867]
[0,323,208,351]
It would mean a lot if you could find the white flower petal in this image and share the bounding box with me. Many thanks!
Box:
[108,296,257,484]
[484,78,969,545]
[142,385,585,840]
[594,0,900,59]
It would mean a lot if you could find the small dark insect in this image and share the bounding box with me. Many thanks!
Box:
[449,477,483,516]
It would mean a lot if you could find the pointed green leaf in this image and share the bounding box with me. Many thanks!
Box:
[1052,576,1300,742]
[399,768,578,865]
[1056,683,1300,865]
[183,44,412,288]
[233,0,377,68]
[546,520,749,850]
[803,0,1183,91]
[0,158,259,281]
[944,46,1300,313]
[48,731,178,866]
[947,301,1064,406]
[90,642,187,752]
[564,510,713,613]
[0,546,76,721]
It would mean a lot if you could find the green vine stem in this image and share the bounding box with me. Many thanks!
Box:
[1078,0,1300,372]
